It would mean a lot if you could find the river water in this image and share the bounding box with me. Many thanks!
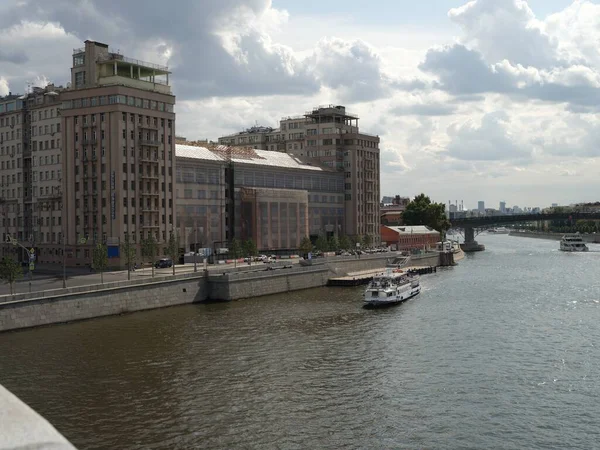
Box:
[2,234,600,449]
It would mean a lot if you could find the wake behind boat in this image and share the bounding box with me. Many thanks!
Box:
[560,233,589,252]
[363,269,421,308]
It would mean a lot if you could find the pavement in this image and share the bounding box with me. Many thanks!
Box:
[0,260,292,298]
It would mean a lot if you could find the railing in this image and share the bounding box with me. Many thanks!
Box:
[97,54,169,72]
[139,139,160,146]
[73,47,85,54]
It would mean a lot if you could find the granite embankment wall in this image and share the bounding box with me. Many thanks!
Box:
[0,274,208,332]
[0,253,455,332]
[509,231,600,243]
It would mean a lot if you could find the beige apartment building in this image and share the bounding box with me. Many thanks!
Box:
[217,105,380,242]
[0,85,65,264]
[0,93,25,260]
[60,40,176,266]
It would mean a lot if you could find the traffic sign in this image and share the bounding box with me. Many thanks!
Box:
[78,237,87,244]
[29,262,34,271]
[29,248,35,256]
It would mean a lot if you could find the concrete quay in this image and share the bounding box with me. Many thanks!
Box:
[0,251,464,333]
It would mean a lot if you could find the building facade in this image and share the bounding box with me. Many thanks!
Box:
[61,40,176,266]
[217,105,380,243]
[380,225,440,251]
[174,144,344,252]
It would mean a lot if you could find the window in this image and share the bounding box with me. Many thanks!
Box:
[74,71,85,87]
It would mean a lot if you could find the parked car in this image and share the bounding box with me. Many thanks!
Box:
[155,258,173,268]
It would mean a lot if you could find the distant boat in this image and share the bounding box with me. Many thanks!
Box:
[560,233,589,252]
[488,227,510,234]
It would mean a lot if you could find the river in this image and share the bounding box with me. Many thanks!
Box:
[2,234,600,449]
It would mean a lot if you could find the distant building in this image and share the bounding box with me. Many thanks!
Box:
[478,201,485,213]
[380,211,403,226]
[381,196,394,204]
[380,225,440,251]
[552,203,558,208]
[499,201,506,214]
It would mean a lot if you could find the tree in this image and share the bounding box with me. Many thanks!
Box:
[243,239,258,258]
[230,238,242,267]
[0,257,23,295]
[299,236,313,256]
[166,232,180,276]
[363,234,373,248]
[315,234,329,253]
[403,193,451,236]
[339,235,352,251]
[92,243,108,284]
[353,235,364,249]
[121,237,136,280]
[328,235,340,252]
[141,235,158,278]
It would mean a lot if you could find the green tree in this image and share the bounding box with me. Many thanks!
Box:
[230,238,242,267]
[92,243,108,284]
[299,236,313,256]
[166,232,180,276]
[339,235,351,251]
[353,235,364,249]
[315,234,329,253]
[403,193,451,236]
[243,239,258,258]
[141,235,158,278]
[328,235,340,252]
[363,234,373,248]
[121,237,136,280]
[0,257,23,295]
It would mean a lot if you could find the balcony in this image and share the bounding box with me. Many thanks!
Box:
[140,123,159,130]
[142,207,159,213]
[81,123,95,129]
[141,158,159,164]
[141,223,160,228]
[82,138,97,146]
[139,139,160,147]
[141,174,159,180]
[141,191,160,196]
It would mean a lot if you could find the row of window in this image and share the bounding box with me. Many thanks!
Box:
[0,128,21,142]
[75,198,173,209]
[62,95,174,112]
[30,108,58,122]
[31,123,61,136]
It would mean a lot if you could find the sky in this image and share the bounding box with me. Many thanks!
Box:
[1,0,599,209]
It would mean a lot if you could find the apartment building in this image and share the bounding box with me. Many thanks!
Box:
[0,93,25,259]
[217,105,380,242]
[60,40,176,266]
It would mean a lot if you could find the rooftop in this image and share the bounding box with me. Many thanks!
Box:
[175,144,336,172]
[384,225,438,235]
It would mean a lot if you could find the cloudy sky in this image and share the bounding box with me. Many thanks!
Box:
[1,0,599,209]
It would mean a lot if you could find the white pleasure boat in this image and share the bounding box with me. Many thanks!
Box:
[560,233,589,252]
[363,269,421,308]
[488,227,510,234]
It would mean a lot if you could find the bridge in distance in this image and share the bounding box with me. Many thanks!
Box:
[449,212,600,251]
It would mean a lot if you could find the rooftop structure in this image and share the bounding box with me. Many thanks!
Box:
[71,40,171,94]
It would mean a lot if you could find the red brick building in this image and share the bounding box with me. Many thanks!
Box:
[380,225,440,251]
